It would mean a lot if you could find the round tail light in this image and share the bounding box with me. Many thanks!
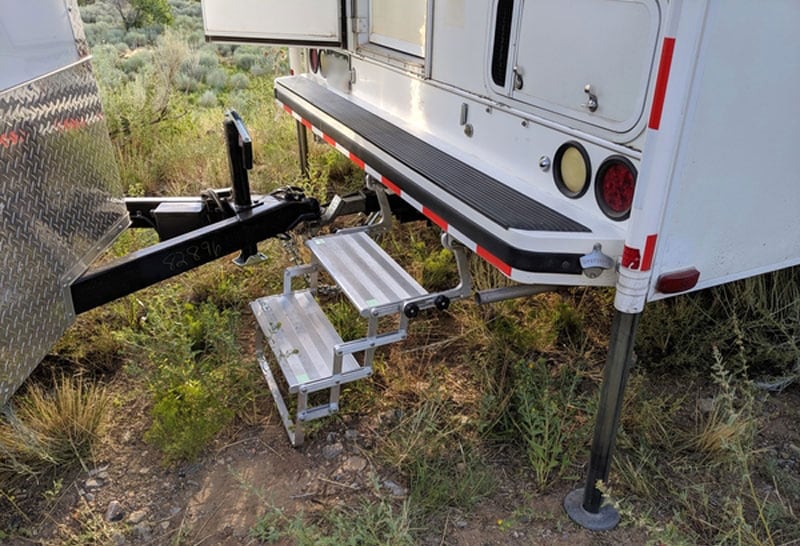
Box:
[595,156,637,221]
[553,141,591,198]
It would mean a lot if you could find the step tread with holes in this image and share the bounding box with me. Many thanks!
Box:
[251,290,360,393]
[307,231,427,315]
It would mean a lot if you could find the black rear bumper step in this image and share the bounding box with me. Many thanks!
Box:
[275,76,589,275]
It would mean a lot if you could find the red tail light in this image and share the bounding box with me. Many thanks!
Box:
[595,156,637,221]
[309,49,320,73]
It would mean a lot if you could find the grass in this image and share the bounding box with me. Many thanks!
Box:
[0,376,111,479]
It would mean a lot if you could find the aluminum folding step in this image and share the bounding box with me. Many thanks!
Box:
[251,290,365,393]
[251,290,371,446]
[307,230,428,316]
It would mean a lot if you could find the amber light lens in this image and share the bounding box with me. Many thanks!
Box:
[595,156,637,220]
[553,141,591,198]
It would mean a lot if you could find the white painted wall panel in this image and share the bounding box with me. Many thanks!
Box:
[649,0,800,299]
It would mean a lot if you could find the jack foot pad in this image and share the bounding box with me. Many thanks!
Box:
[563,488,620,531]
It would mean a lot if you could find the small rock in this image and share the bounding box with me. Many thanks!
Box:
[383,479,408,498]
[84,493,95,502]
[344,429,359,441]
[88,465,109,477]
[133,523,152,542]
[111,531,126,546]
[105,500,124,522]
[340,456,367,473]
[698,397,715,413]
[322,442,344,460]
[160,521,170,531]
[327,432,339,443]
[138,467,150,475]
[85,478,104,489]
[454,519,468,529]
[127,509,147,525]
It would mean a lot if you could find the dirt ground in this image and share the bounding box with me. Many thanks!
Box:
[4,365,654,546]
[4,310,799,545]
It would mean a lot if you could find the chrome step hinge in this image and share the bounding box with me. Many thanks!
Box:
[580,244,614,279]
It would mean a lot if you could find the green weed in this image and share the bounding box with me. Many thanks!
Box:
[244,473,414,546]
[614,345,797,545]
[510,358,592,490]
[379,396,495,518]
[120,297,254,462]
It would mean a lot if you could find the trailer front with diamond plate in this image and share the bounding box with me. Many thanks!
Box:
[0,0,128,405]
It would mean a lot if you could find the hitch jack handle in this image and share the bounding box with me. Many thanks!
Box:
[224,110,254,209]
[224,110,266,266]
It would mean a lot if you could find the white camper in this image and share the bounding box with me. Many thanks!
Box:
[203,0,800,529]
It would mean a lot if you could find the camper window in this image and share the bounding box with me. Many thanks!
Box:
[490,0,515,87]
[368,0,427,58]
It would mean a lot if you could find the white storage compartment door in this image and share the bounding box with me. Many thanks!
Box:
[512,0,660,135]
[203,0,344,47]
[649,0,800,300]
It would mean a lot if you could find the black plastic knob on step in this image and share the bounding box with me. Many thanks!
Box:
[434,295,450,311]
[404,303,420,318]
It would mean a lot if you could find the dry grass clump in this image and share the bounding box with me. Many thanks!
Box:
[0,376,111,478]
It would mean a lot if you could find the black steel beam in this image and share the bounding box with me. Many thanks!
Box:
[71,196,319,314]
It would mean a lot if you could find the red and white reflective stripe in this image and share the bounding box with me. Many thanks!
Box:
[277,98,515,277]
[620,35,675,273]
[648,37,676,131]
[640,234,658,272]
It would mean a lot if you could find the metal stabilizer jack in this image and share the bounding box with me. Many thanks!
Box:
[565,310,641,531]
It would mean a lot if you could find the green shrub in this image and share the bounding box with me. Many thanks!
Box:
[234,53,260,71]
[172,14,201,32]
[187,30,206,48]
[198,90,218,108]
[205,68,228,89]
[198,51,219,68]
[229,73,250,90]
[123,300,251,463]
[120,50,152,74]
[124,30,149,48]
[174,72,200,93]
[216,43,236,57]
[85,22,125,46]
[250,63,269,77]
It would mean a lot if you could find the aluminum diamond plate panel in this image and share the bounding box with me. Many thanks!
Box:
[0,59,128,406]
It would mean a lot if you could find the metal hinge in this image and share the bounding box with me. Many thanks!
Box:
[352,16,368,33]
